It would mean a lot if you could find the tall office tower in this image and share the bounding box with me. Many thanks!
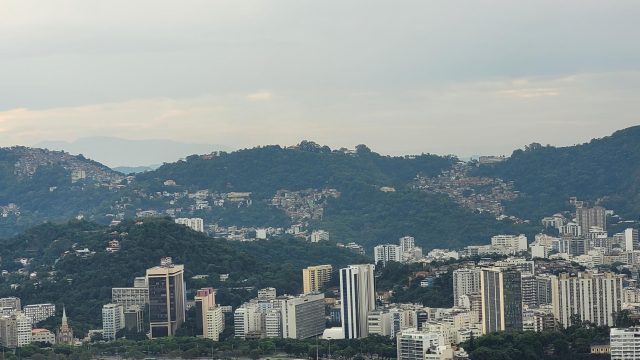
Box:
[194,288,224,341]
[302,265,333,294]
[611,327,640,360]
[452,268,481,304]
[102,303,125,341]
[576,206,607,232]
[535,275,553,306]
[374,245,402,266]
[625,228,640,252]
[551,271,623,327]
[480,267,523,334]
[397,329,441,360]
[340,264,376,339]
[280,293,326,339]
[147,257,185,338]
[195,288,216,337]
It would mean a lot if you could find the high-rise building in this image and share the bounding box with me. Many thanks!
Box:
[258,288,277,301]
[399,236,415,253]
[340,264,376,339]
[0,312,31,348]
[102,303,125,341]
[551,271,623,327]
[625,228,640,252]
[302,265,332,294]
[174,218,204,232]
[194,288,224,341]
[280,293,325,339]
[204,306,225,341]
[576,206,606,232]
[480,267,522,334]
[147,257,186,338]
[374,245,402,266]
[452,268,481,304]
[611,327,640,360]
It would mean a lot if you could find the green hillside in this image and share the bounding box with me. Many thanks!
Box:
[475,126,640,220]
[0,218,366,335]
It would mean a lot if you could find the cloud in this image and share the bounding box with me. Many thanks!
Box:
[246,91,273,102]
[0,71,638,158]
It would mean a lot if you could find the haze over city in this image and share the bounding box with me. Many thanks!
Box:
[1,0,639,159]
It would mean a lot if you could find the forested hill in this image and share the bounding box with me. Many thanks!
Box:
[0,218,367,334]
[475,125,640,220]
[134,142,457,198]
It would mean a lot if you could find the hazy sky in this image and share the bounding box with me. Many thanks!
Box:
[1,0,639,156]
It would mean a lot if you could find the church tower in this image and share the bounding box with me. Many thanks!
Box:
[56,306,75,345]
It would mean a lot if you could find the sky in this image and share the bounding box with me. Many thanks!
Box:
[1,0,639,157]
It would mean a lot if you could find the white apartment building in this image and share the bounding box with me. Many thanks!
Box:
[491,234,528,254]
[310,230,330,243]
[452,268,481,304]
[279,293,325,339]
[551,272,624,327]
[23,304,55,325]
[611,327,640,360]
[102,303,125,341]
[374,245,402,266]
[396,329,442,360]
[175,217,204,232]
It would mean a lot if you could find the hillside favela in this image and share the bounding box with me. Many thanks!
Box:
[1,2,640,360]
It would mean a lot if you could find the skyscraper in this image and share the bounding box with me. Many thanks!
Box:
[452,268,481,304]
[302,265,332,294]
[551,271,623,327]
[576,206,606,232]
[147,257,185,338]
[480,267,522,334]
[340,264,376,339]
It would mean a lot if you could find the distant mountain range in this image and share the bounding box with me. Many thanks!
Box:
[35,136,232,168]
[0,126,638,243]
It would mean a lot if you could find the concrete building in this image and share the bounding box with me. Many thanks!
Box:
[310,230,330,243]
[102,303,125,341]
[31,328,55,345]
[340,264,376,339]
[258,287,277,301]
[111,287,149,309]
[452,268,481,304]
[280,293,326,339]
[175,217,204,232]
[124,305,144,333]
[625,228,640,252]
[204,306,225,341]
[0,312,31,348]
[551,271,623,327]
[367,310,393,337]
[490,234,528,254]
[23,303,55,325]
[194,288,224,341]
[611,327,640,360]
[302,265,332,294]
[147,257,185,338]
[374,245,402,266]
[0,297,21,311]
[576,206,606,232]
[396,329,442,360]
[480,267,523,334]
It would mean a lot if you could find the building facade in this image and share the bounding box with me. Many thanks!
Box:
[480,267,523,334]
[302,265,332,294]
[147,257,186,338]
[102,303,125,341]
[340,264,376,339]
